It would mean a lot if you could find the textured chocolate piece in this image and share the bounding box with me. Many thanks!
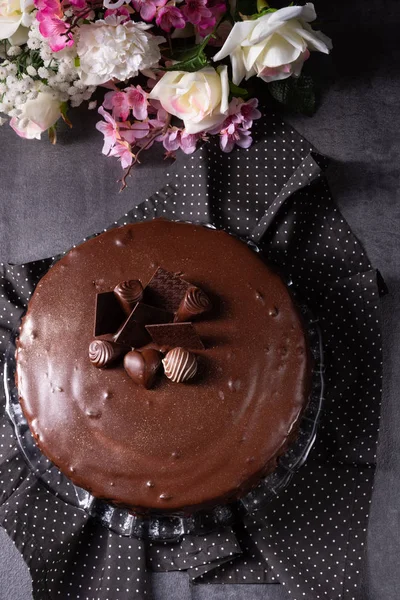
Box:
[146,322,204,350]
[114,302,173,347]
[174,286,212,323]
[163,347,198,383]
[114,280,143,316]
[94,291,126,337]
[89,339,127,368]
[124,349,162,389]
[144,267,190,312]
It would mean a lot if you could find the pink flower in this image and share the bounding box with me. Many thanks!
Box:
[163,127,199,154]
[126,86,148,120]
[181,0,212,25]
[120,121,150,144]
[104,6,131,21]
[196,0,225,35]
[220,123,252,153]
[109,140,135,169]
[103,86,148,121]
[230,97,262,129]
[103,91,130,121]
[95,107,121,155]
[69,0,87,9]
[131,0,166,22]
[35,0,73,51]
[156,5,185,32]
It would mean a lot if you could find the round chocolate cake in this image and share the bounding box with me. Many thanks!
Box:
[16,219,311,512]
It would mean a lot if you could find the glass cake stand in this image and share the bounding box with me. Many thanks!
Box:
[4,245,324,542]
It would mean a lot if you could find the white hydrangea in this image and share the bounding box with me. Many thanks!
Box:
[76,15,165,85]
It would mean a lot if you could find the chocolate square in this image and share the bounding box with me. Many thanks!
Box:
[145,322,204,350]
[114,302,173,347]
[143,267,190,313]
[94,292,126,337]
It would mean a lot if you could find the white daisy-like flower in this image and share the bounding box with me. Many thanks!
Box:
[76,15,165,86]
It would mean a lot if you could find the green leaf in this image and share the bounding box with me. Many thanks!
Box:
[74,56,80,68]
[229,81,249,99]
[268,74,316,116]
[165,35,212,73]
[249,7,277,19]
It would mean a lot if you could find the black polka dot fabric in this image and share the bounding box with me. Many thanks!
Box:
[0,115,385,600]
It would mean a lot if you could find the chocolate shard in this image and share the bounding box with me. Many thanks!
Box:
[143,267,190,313]
[114,280,144,316]
[146,322,204,350]
[94,291,126,337]
[114,302,173,347]
[174,286,212,323]
[124,349,162,389]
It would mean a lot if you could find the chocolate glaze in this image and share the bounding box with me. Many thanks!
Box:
[16,220,311,513]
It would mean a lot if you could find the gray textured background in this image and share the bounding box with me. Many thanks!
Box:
[1,0,399,598]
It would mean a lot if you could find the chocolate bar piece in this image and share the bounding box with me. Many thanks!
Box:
[143,267,190,313]
[114,302,173,347]
[146,322,204,350]
[94,291,126,337]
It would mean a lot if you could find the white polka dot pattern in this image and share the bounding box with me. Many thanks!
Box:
[0,115,384,600]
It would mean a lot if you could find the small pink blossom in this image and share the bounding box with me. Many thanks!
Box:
[68,0,87,9]
[181,0,212,25]
[156,5,185,32]
[95,107,121,155]
[230,97,262,129]
[109,140,135,169]
[126,85,148,120]
[35,0,73,51]
[220,123,252,153]
[131,0,166,22]
[196,0,225,35]
[104,6,131,21]
[121,121,150,144]
[103,91,131,120]
[163,127,199,154]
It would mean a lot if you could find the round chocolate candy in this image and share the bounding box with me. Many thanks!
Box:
[162,347,198,383]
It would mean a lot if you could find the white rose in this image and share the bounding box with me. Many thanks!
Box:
[0,0,34,45]
[10,91,61,139]
[213,3,332,84]
[76,16,165,86]
[149,66,229,134]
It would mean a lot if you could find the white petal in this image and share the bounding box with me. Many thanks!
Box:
[277,23,307,52]
[258,69,292,83]
[218,64,229,115]
[184,112,226,134]
[0,16,21,40]
[213,20,255,61]
[261,34,301,68]
[268,3,316,25]
[231,48,247,85]
[243,14,285,46]
[298,23,332,53]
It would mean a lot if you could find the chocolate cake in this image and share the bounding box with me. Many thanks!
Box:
[16,219,312,513]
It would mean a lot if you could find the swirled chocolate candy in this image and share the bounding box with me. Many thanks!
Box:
[89,339,127,368]
[114,280,143,316]
[163,348,198,383]
[174,286,211,323]
[16,219,311,513]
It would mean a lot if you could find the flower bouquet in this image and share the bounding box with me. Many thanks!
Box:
[0,0,331,187]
